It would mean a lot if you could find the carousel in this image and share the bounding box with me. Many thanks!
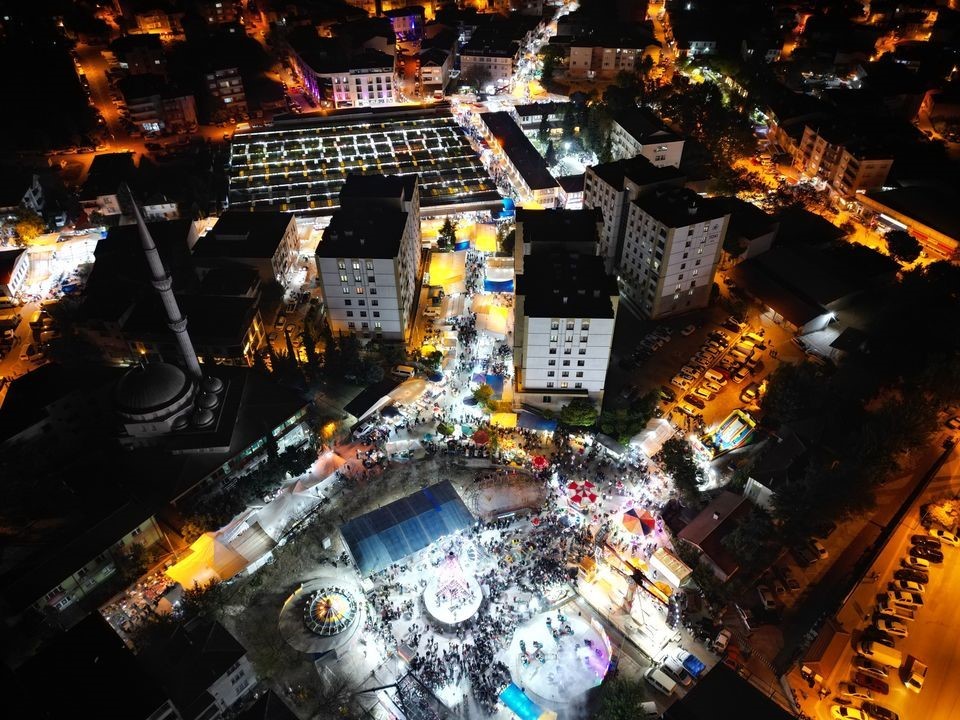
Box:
[423,549,483,627]
[279,576,364,657]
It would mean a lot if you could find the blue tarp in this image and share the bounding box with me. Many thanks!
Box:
[484,279,514,292]
[454,240,470,251]
[340,481,474,576]
[497,198,516,219]
[499,683,543,720]
[517,411,557,432]
[683,653,707,678]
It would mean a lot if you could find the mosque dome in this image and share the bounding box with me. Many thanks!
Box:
[116,363,192,415]
[198,392,220,409]
[202,375,224,394]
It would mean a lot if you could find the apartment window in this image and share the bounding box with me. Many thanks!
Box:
[581,322,590,331]
[580,335,588,343]
[360,312,367,318]
[548,371,555,377]
[548,359,556,366]
[543,396,552,403]
[356,287,364,294]
[576,371,584,378]
[560,382,569,389]
[340,273,348,282]
[370,288,377,294]
[561,371,569,378]
[346,311,354,317]
[563,348,572,355]
[565,333,574,342]
[361,322,369,329]
[366,261,374,270]
[352,261,360,270]
[348,322,356,328]
[547,382,554,388]
[550,334,559,342]
[342,286,350,294]
[371,300,378,306]
[578,348,587,355]
[354,273,362,282]
[551,321,559,330]
[337,260,346,270]
[368,276,375,283]
[562,360,570,366]
[575,382,583,388]
[344,299,352,306]
[566,322,574,330]
[549,348,557,354]
[373,311,380,317]
[577,360,585,366]
[374,322,382,329]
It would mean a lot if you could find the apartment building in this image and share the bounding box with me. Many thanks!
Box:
[582,155,686,274]
[568,37,653,80]
[797,124,893,195]
[513,252,619,413]
[460,37,521,85]
[479,112,561,207]
[205,65,247,121]
[193,211,301,287]
[315,175,422,342]
[513,207,602,273]
[419,47,452,96]
[609,109,685,167]
[619,188,730,319]
[118,74,197,134]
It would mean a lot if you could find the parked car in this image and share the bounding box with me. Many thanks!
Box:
[704,380,723,394]
[732,367,749,384]
[809,539,829,559]
[853,672,888,694]
[894,568,929,584]
[740,383,760,404]
[776,565,800,591]
[945,416,960,430]
[928,528,960,546]
[890,579,924,594]
[792,545,818,566]
[713,628,732,653]
[912,534,941,549]
[853,657,889,680]
[831,706,866,720]
[887,590,924,607]
[694,386,714,402]
[874,617,908,638]
[677,402,700,417]
[902,555,930,570]
[684,394,706,410]
[838,682,873,701]
[680,324,696,336]
[909,545,943,563]
[757,585,776,610]
[659,385,676,402]
[861,702,899,720]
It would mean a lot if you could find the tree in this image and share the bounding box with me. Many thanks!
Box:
[594,678,648,720]
[561,103,576,141]
[539,45,564,82]
[762,361,829,422]
[14,207,46,245]
[537,113,550,145]
[660,438,703,506]
[598,391,658,442]
[559,398,598,427]
[473,384,495,408]
[437,218,457,250]
[544,140,558,166]
[437,422,454,436]
[884,230,922,264]
[721,506,778,575]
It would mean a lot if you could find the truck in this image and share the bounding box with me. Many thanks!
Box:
[902,655,928,693]
[878,597,917,621]
[858,640,903,669]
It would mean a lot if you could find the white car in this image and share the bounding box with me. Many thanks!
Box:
[891,579,924,594]
[929,528,960,546]
[671,376,692,390]
[757,585,776,610]
[680,324,696,336]
[704,380,723,394]
[831,706,866,720]
[902,555,930,569]
[875,617,908,638]
[694,386,714,401]
[713,628,732,653]
[838,682,873,701]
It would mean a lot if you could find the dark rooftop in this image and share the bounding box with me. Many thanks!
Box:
[513,101,570,119]
[588,154,686,190]
[480,112,558,191]
[340,173,417,204]
[344,377,403,419]
[199,263,261,296]
[516,207,601,245]
[632,188,729,228]
[237,690,299,720]
[613,108,681,145]
[557,174,585,193]
[664,662,795,720]
[15,614,171,719]
[194,210,294,260]
[865,187,960,242]
[517,253,618,319]
[81,152,137,200]
[316,209,409,259]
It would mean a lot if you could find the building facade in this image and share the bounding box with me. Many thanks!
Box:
[315,175,422,342]
[797,125,893,196]
[618,188,730,318]
[568,42,648,80]
[460,40,520,86]
[609,111,685,168]
[205,66,247,121]
[0,247,30,297]
[514,253,618,413]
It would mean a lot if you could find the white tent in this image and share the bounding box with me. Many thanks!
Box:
[632,418,675,458]
[256,484,321,541]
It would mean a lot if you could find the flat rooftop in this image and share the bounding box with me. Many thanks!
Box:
[516,253,618,319]
[480,112,559,192]
[227,107,501,215]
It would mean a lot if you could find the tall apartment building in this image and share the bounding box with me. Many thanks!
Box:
[619,188,730,318]
[797,124,893,196]
[609,109,685,168]
[583,155,686,274]
[460,37,521,85]
[513,207,602,273]
[289,28,397,109]
[118,74,197,134]
[514,252,619,413]
[568,37,655,80]
[205,65,247,121]
[315,175,422,342]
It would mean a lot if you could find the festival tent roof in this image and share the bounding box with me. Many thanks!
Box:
[517,411,558,432]
[165,533,248,588]
[633,418,675,458]
[491,412,517,428]
[622,508,656,535]
[340,481,474,576]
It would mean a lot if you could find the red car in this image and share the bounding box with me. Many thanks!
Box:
[854,672,889,695]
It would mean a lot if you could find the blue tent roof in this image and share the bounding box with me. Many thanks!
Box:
[340,481,474,576]
[517,411,557,432]
[483,279,514,292]
[499,684,543,720]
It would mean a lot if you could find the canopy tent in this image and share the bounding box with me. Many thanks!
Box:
[257,483,322,540]
[474,222,499,253]
[165,533,248,589]
[518,411,558,432]
[472,429,490,445]
[632,418,675,458]
[427,250,466,294]
[385,437,421,454]
[622,508,656,536]
[650,546,693,587]
[490,412,517,429]
[340,481,474,576]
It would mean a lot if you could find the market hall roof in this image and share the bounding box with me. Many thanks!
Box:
[340,480,474,576]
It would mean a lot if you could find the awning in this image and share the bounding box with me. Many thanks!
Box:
[650,546,692,587]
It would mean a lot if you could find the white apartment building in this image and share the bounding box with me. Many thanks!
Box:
[609,109,685,168]
[514,253,619,413]
[568,42,647,80]
[315,175,421,342]
[619,188,730,319]
[460,40,520,85]
[582,156,687,274]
